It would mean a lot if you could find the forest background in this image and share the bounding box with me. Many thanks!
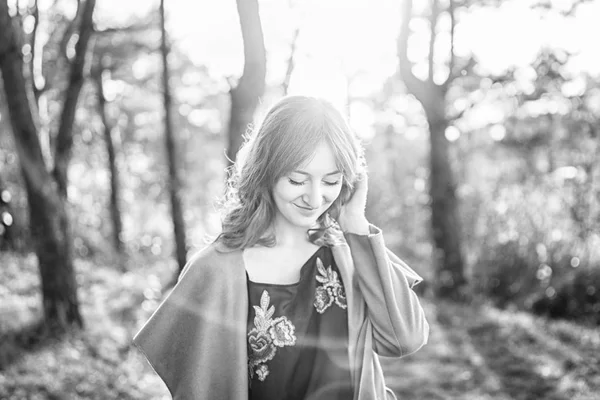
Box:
[1,0,599,399]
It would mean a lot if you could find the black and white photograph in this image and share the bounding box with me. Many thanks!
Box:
[1,0,599,399]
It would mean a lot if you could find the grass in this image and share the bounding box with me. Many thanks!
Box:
[0,252,172,400]
[1,251,599,399]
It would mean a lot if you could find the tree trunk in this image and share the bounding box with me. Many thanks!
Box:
[398,0,467,300]
[24,175,83,331]
[159,0,188,273]
[0,2,83,332]
[94,67,124,258]
[427,111,467,299]
[52,0,96,198]
[227,0,266,165]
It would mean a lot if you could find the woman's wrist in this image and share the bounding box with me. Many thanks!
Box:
[339,216,370,235]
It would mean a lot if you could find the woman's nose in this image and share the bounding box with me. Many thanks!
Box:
[302,184,322,209]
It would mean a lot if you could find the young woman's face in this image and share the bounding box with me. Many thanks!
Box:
[272,141,343,230]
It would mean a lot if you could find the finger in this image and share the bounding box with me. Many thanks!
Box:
[355,172,368,192]
[358,171,368,184]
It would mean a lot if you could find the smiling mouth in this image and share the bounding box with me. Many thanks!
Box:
[294,204,317,211]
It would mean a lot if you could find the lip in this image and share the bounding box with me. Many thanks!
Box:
[294,203,318,215]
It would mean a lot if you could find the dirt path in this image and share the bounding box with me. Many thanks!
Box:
[382,300,600,400]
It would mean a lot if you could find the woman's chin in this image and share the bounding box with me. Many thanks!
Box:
[287,213,322,229]
[293,217,319,229]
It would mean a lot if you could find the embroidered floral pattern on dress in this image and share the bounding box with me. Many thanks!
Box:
[248,290,297,381]
[314,257,347,313]
[255,364,269,381]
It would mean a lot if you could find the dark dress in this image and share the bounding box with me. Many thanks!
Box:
[246,245,354,400]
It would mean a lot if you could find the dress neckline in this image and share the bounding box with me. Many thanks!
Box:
[245,245,326,287]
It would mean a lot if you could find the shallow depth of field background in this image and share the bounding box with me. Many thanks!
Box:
[1,0,600,399]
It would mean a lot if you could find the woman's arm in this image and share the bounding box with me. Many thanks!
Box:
[337,172,429,357]
[344,224,430,358]
[132,245,249,399]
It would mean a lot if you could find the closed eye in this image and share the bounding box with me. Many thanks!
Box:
[288,178,340,186]
[288,179,305,186]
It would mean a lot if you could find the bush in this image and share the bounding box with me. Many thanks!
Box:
[529,267,600,325]
[473,235,600,325]
[472,239,540,308]
[468,168,600,325]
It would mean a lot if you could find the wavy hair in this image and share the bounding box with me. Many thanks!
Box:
[216,96,365,250]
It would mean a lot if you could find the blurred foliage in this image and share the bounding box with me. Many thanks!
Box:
[0,0,598,368]
[362,87,434,280]
[3,29,600,325]
[464,49,600,323]
[0,6,229,262]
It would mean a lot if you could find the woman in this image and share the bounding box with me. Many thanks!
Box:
[133,96,429,400]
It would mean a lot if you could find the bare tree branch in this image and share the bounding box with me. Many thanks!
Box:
[282,26,299,95]
[94,13,158,36]
[52,0,96,197]
[532,0,593,16]
[398,0,431,105]
[28,0,42,101]
[35,17,60,95]
[159,0,188,273]
[35,1,81,97]
[226,0,266,165]
[60,0,84,60]
[428,0,439,84]
[91,56,124,259]
[398,1,417,90]
[0,2,59,212]
[448,96,478,121]
[443,0,456,89]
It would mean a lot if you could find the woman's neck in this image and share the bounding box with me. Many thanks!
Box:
[271,218,315,248]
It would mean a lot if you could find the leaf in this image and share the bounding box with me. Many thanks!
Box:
[330,269,338,282]
[316,258,330,283]
[253,305,264,318]
[316,258,327,276]
[260,290,270,310]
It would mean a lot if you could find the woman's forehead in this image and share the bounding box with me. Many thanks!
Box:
[294,142,340,175]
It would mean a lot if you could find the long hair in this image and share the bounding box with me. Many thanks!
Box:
[217,96,365,250]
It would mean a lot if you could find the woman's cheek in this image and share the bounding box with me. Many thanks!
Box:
[325,186,343,204]
[282,184,303,200]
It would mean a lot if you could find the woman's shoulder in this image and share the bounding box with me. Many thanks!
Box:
[178,240,242,282]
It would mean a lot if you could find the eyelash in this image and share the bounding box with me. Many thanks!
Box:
[288,179,340,187]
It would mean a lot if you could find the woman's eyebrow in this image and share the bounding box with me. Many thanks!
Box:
[293,170,341,176]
